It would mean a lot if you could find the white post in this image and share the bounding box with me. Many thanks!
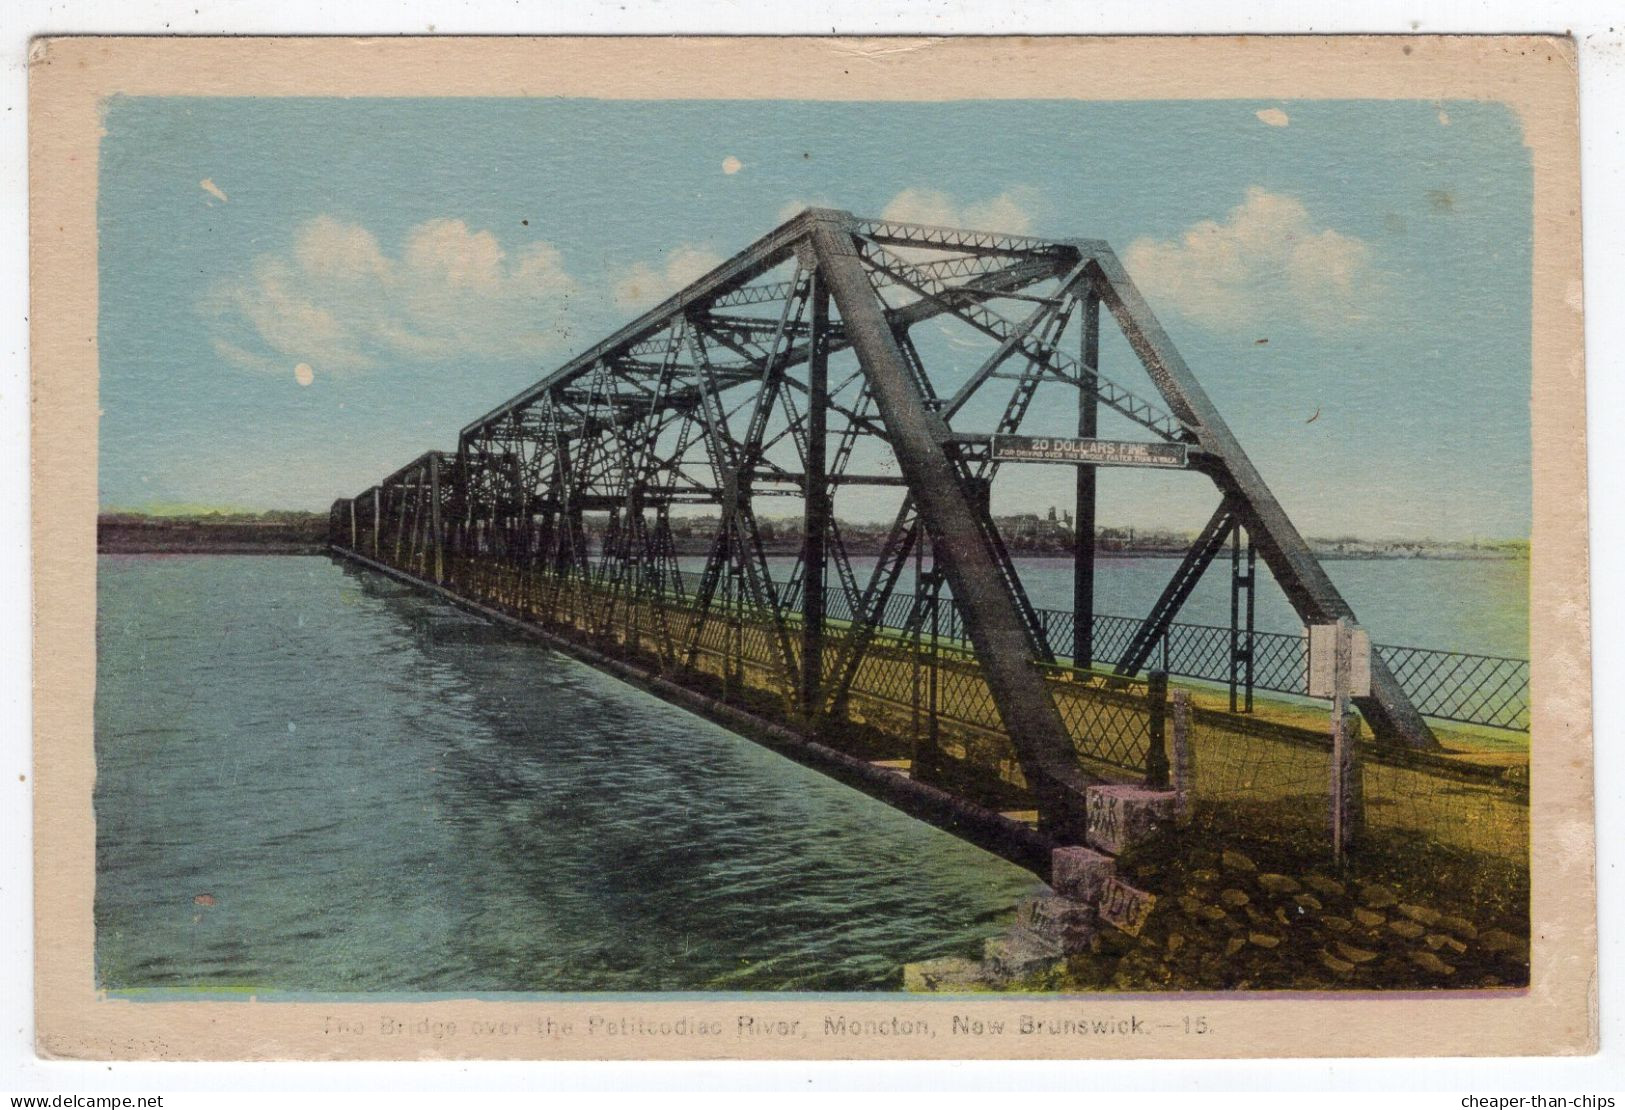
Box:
[1330,617,1365,861]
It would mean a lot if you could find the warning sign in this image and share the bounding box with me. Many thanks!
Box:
[990,434,1189,468]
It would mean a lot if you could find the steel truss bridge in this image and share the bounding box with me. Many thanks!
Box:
[330,208,1463,866]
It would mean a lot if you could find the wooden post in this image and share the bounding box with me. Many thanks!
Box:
[1172,689,1194,826]
[1145,670,1170,788]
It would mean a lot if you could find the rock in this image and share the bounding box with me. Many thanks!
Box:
[1248,931,1281,949]
[902,957,986,993]
[1319,950,1356,974]
[1389,920,1426,940]
[1200,904,1229,924]
[1360,883,1399,909]
[1051,845,1116,904]
[1479,928,1522,954]
[1335,941,1379,964]
[1438,914,1479,940]
[1224,937,1246,957]
[1219,888,1250,908]
[1167,932,1185,954]
[1257,873,1302,895]
[1294,893,1324,913]
[1189,868,1221,885]
[1410,950,1456,977]
[1304,874,1347,898]
[1094,926,1137,957]
[1222,849,1258,874]
[1425,933,1468,955]
[1274,907,1292,927]
[1322,915,1354,934]
[1353,908,1385,928]
[1179,895,1204,916]
[1398,903,1442,927]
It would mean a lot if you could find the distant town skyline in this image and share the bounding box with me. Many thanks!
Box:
[98,97,1532,541]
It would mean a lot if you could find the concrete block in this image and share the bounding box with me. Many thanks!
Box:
[982,928,1063,983]
[1098,877,1158,936]
[1016,892,1100,954]
[1051,845,1116,903]
[1085,784,1176,855]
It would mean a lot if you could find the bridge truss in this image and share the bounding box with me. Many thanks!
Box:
[331,208,1437,842]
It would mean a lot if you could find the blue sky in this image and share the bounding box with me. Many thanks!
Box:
[97,97,1532,540]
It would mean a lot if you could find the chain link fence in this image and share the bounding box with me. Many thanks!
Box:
[777,580,1529,733]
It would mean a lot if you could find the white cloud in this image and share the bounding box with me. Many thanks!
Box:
[204,215,578,374]
[199,178,228,203]
[1256,107,1291,127]
[879,187,1039,234]
[612,244,726,311]
[777,199,825,224]
[1122,187,1379,334]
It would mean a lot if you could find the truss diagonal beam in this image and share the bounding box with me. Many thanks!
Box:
[810,218,1093,833]
[1083,247,1436,748]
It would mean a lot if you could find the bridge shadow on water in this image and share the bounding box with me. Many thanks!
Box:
[330,561,1042,992]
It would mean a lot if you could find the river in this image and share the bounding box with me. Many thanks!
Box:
[93,551,1526,995]
[678,553,1529,657]
[93,554,1038,995]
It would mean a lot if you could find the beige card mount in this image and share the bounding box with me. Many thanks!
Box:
[31,35,1591,1059]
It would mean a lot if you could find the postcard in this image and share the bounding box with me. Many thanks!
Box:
[30,34,1593,1059]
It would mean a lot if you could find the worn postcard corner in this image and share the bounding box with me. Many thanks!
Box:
[29,34,1592,1061]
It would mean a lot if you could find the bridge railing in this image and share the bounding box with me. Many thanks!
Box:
[762,577,1530,733]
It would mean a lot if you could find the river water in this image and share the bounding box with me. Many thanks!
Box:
[94,554,1039,995]
[94,551,1526,995]
[679,554,1530,657]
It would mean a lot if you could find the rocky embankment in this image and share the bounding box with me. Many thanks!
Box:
[1059,842,1529,991]
[904,815,1530,993]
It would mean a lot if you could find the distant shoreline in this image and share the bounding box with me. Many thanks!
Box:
[98,516,326,556]
[96,513,1529,562]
